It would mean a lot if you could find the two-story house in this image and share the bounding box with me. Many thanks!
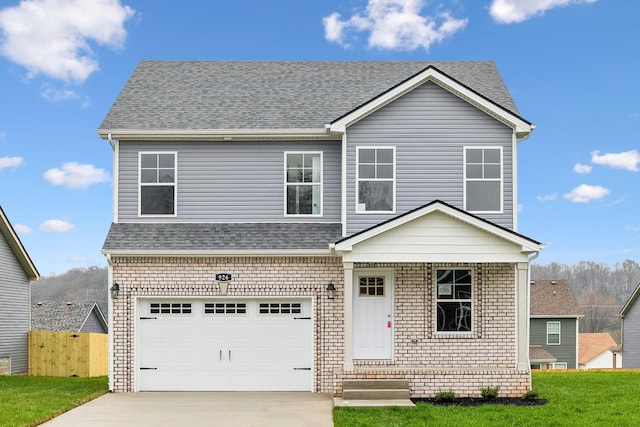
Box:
[529,279,583,369]
[98,61,543,398]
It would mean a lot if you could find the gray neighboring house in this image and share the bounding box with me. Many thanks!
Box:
[619,282,640,368]
[31,301,108,334]
[530,279,583,369]
[98,61,544,397]
[0,206,40,374]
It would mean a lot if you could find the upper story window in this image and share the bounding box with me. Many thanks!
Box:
[436,269,472,333]
[464,147,502,213]
[357,147,395,213]
[547,321,561,345]
[139,152,176,216]
[285,152,322,216]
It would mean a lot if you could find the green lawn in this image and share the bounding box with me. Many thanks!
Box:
[334,371,640,427]
[0,376,108,427]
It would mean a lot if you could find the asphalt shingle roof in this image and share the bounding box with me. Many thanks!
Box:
[31,301,104,332]
[579,333,621,365]
[98,61,521,132]
[530,279,584,317]
[102,222,343,252]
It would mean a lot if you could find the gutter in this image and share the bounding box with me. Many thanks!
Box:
[97,128,341,141]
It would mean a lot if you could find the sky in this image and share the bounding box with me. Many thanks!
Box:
[0,0,638,276]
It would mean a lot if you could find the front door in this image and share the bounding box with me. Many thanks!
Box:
[353,270,393,359]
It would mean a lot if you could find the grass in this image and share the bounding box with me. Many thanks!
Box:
[0,375,108,427]
[334,370,640,427]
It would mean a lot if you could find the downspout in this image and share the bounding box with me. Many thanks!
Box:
[525,251,540,372]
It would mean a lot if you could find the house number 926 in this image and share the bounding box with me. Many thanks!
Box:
[215,274,232,281]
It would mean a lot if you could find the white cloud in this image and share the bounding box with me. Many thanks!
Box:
[591,150,640,172]
[323,0,468,51]
[573,163,592,174]
[43,162,110,189]
[489,0,598,24]
[0,0,135,83]
[536,193,557,202]
[563,184,609,203]
[14,224,32,234]
[0,156,24,170]
[40,219,74,233]
[40,84,79,102]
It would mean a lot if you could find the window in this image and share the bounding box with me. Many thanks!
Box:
[547,322,561,345]
[465,147,502,212]
[139,152,176,216]
[285,152,322,215]
[357,147,395,212]
[204,303,247,315]
[150,302,192,315]
[436,269,472,332]
[551,362,567,370]
[359,276,385,296]
[258,302,302,315]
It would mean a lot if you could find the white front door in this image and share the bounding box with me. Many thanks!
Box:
[353,269,393,359]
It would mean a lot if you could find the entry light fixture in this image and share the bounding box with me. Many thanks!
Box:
[326,282,336,300]
[110,283,120,299]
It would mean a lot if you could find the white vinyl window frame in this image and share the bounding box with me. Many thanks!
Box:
[547,321,561,345]
[355,146,396,214]
[284,151,323,217]
[138,151,177,217]
[434,268,473,334]
[463,146,503,214]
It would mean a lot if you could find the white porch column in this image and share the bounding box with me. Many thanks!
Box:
[343,262,354,371]
[516,262,530,370]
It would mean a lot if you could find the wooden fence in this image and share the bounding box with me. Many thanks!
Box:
[28,330,108,377]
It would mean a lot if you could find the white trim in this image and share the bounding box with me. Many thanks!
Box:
[102,248,334,257]
[329,67,533,138]
[113,139,119,223]
[283,151,323,217]
[335,201,543,254]
[98,128,338,141]
[341,133,347,237]
[138,151,178,218]
[463,146,503,214]
[512,133,519,231]
[355,146,396,214]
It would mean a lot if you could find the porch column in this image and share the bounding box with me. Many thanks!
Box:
[343,262,354,371]
[516,262,530,370]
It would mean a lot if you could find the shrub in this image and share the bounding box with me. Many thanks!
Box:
[522,389,539,400]
[480,385,500,400]
[435,390,456,402]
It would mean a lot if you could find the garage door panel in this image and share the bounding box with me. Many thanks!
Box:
[137,299,312,391]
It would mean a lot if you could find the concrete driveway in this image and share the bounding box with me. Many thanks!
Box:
[41,392,334,427]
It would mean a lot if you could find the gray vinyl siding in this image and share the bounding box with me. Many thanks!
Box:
[0,231,30,374]
[345,81,514,235]
[80,310,107,334]
[118,141,341,223]
[530,318,578,369]
[622,301,640,368]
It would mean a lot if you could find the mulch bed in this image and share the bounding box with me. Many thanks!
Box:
[412,398,548,407]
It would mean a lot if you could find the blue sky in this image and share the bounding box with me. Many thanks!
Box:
[0,0,638,276]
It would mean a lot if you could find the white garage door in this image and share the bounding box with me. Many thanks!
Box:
[137,298,313,391]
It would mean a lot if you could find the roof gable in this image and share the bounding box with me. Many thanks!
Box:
[0,205,39,280]
[579,332,620,364]
[335,200,542,263]
[620,282,640,317]
[530,279,584,317]
[329,65,532,140]
[31,301,107,332]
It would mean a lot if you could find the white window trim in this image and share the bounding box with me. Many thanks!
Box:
[463,146,503,214]
[138,151,177,217]
[283,151,323,217]
[551,362,567,370]
[355,146,396,214]
[434,268,474,334]
[547,321,561,345]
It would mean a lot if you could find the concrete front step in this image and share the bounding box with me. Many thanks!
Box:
[334,397,415,408]
[343,379,409,390]
[342,388,411,400]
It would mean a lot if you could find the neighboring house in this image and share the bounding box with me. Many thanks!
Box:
[98,61,544,397]
[619,282,640,368]
[530,279,583,369]
[31,301,108,334]
[578,332,622,369]
[0,206,40,374]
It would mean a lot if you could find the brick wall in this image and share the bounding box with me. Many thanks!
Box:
[110,257,530,397]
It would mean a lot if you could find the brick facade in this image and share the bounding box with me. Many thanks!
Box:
[110,256,530,397]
